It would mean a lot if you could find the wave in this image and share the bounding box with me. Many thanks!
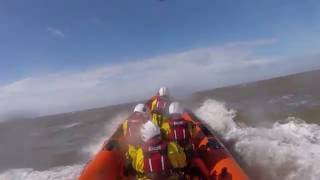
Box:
[0,113,128,180]
[62,122,81,129]
[1,100,319,180]
[0,165,83,180]
[196,99,320,180]
[81,113,128,156]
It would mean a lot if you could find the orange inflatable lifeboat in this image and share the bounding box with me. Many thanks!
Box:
[79,110,249,180]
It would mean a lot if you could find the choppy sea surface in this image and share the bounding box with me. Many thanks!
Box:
[1,70,320,180]
[0,99,320,180]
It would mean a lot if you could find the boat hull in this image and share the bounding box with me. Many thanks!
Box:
[79,111,249,180]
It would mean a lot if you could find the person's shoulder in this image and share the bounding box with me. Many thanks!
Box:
[167,141,179,148]
[146,95,158,105]
[151,95,159,101]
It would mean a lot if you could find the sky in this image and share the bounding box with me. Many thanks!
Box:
[0,0,320,119]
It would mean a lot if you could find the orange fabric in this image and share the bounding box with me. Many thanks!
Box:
[210,158,248,180]
[182,112,193,122]
[198,137,209,148]
[79,150,125,180]
[183,112,248,180]
[191,158,210,178]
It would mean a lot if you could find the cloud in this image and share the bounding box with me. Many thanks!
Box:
[47,27,65,38]
[0,39,319,120]
[226,38,278,47]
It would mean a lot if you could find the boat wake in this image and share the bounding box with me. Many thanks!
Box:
[0,114,128,180]
[196,99,320,180]
[0,165,82,180]
[81,113,128,156]
[1,99,319,180]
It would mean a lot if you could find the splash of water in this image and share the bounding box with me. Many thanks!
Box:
[196,99,320,180]
[0,165,82,180]
[82,113,128,156]
[0,113,128,180]
[2,100,319,180]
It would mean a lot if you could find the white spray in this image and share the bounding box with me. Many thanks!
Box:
[82,113,128,156]
[0,113,128,180]
[196,99,320,180]
[2,99,320,180]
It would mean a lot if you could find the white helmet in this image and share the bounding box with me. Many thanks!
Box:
[169,102,183,115]
[134,104,146,113]
[140,121,160,142]
[159,87,169,97]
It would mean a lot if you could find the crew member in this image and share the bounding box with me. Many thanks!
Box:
[146,87,171,127]
[122,103,149,146]
[127,121,187,179]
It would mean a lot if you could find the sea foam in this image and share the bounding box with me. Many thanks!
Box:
[196,99,320,180]
[1,99,319,180]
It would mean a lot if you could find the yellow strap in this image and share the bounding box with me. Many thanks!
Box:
[122,120,128,136]
[167,142,187,168]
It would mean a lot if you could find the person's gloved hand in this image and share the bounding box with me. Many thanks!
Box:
[123,160,134,176]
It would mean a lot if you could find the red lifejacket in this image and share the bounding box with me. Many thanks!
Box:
[142,139,171,174]
[168,115,191,145]
[125,112,147,144]
[152,96,170,114]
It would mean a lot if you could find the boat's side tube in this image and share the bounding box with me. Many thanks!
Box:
[183,112,249,180]
[79,140,125,180]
